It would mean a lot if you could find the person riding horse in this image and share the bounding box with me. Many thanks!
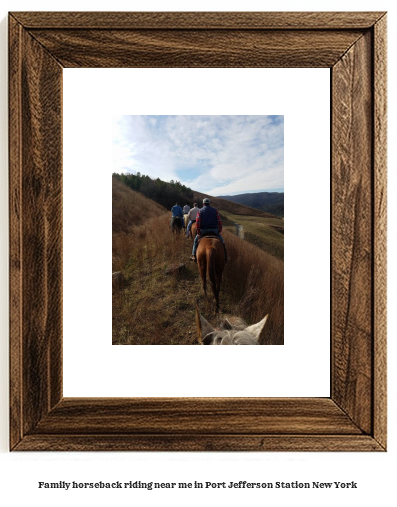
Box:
[170,202,184,230]
[190,198,226,262]
[185,202,200,238]
[182,203,190,229]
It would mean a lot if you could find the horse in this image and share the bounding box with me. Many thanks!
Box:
[196,235,225,312]
[171,216,183,234]
[189,222,197,240]
[183,214,189,229]
[195,305,268,345]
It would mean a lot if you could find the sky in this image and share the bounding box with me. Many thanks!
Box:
[112,115,284,196]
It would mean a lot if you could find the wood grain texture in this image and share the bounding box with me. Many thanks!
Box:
[9,17,64,447]
[32,398,362,435]
[27,29,363,68]
[332,32,373,434]
[373,15,387,450]
[11,11,386,29]
[9,15,23,450]
[8,11,387,452]
[14,435,383,453]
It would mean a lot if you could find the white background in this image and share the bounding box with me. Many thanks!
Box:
[63,68,330,397]
[0,1,395,507]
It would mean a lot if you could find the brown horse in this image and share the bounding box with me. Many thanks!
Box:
[196,236,225,312]
[195,305,268,345]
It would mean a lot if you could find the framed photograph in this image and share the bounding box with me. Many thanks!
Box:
[111,113,285,346]
[9,11,387,451]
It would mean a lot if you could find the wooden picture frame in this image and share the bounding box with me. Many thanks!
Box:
[9,11,387,451]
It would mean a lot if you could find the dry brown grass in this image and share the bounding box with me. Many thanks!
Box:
[112,178,283,345]
[112,178,169,272]
[113,215,202,345]
[221,230,284,344]
[112,177,167,234]
[113,218,283,345]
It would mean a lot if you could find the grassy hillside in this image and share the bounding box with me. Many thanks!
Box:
[112,177,169,272]
[219,210,284,260]
[113,176,167,234]
[113,172,194,210]
[113,181,284,345]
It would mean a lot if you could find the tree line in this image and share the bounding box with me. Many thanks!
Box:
[113,172,194,208]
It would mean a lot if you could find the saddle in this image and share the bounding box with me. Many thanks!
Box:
[200,230,220,239]
[199,235,220,242]
[197,232,222,250]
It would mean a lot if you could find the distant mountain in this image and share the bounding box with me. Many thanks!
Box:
[193,191,279,219]
[217,192,284,217]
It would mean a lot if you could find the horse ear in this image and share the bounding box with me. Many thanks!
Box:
[245,314,269,341]
[195,305,215,344]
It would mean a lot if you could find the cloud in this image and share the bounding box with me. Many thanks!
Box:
[113,115,284,194]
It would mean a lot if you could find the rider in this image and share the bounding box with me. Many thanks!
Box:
[185,202,199,237]
[190,198,226,262]
[182,203,191,229]
[170,202,184,228]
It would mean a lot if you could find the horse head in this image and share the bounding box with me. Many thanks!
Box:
[195,305,268,345]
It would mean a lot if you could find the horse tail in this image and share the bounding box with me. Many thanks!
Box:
[207,246,219,309]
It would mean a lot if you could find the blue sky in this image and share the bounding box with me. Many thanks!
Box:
[113,115,284,195]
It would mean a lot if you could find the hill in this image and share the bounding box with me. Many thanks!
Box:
[112,177,169,272]
[113,172,193,210]
[220,210,284,260]
[112,176,167,234]
[192,190,279,218]
[217,191,284,217]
